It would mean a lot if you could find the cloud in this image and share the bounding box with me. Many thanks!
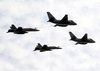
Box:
[0,0,100,71]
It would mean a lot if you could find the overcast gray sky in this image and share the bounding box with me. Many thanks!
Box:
[0,0,100,71]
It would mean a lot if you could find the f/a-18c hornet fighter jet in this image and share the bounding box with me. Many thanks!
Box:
[69,31,95,45]
[34,43,62,52]
[7,24,39,34]
[47,12,77,27]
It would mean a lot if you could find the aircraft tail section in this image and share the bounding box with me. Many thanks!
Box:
[34,43,42,51]
[69,32,77,40]
[10,24,17,30]
[47,12,56,22]
[37,43,42,49]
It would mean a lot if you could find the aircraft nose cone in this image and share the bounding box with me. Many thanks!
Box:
[36,29,40,31]
[93,40,95,43]
[26,31,28,33]
[59,48,62,49]
[71,22,77,25]
[74,23,77,25]
[91,40,95,43]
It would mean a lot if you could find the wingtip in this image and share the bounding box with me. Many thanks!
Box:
[57,47,62,49]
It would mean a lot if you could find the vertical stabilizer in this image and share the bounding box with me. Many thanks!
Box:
[69,32,77,40]
[10,24,17,30]
[47,12,56,22]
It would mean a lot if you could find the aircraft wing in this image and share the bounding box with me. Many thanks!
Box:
[81,34,88,41]
[61,15,68,22]
[23,28,39,31]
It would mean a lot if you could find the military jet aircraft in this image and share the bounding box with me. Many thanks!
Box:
[47,12,77,27]
[7,24,39,34]
[69,32,95,45]
[34,43,62,52]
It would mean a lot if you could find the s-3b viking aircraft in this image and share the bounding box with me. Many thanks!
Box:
[34,43,62,52]
[7,24,39,34]
[69,32,95,45]
[47,12,77,27]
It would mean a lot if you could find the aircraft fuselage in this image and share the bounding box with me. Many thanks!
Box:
[51,20,77,27]
[72,38,95,45]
